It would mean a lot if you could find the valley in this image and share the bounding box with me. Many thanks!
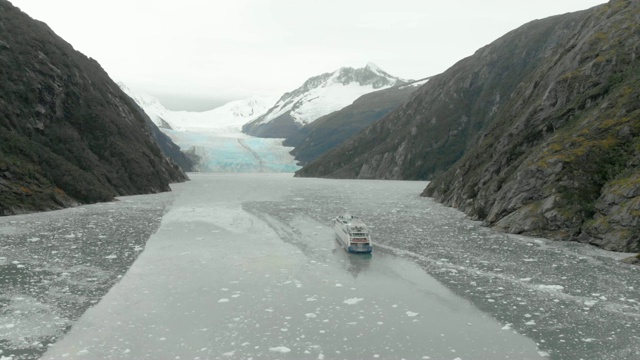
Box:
[2,1,639,359]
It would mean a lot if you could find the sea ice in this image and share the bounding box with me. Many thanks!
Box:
[343,298,364,305]
[537,285,564,292]
[269,346,291,353]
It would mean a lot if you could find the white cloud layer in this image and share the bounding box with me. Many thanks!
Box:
[10,0,606,101]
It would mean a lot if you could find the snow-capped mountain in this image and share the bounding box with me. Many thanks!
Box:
[242,63,409,139]
[118,83,276,134]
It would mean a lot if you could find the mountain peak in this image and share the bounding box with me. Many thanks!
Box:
[365,62,383,73]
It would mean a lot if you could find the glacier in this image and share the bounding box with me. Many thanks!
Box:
[119,84,300,173]
[165,130,300,172]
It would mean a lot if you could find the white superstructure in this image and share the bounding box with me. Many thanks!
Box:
[333,213,372,253]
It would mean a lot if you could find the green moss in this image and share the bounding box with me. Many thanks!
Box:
[607,174,640,192]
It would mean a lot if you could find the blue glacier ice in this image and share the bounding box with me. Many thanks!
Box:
[164,130,300,173]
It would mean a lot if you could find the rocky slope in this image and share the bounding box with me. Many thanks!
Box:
[298,0,640,252]
[284,79,427,166]
[242,63,407,139]
[0,0,188,215]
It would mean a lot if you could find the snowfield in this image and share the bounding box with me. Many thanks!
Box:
[254,63,405,128]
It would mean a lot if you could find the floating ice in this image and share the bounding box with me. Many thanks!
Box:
[269,346,291,353]
[343,298,364,305]
[218,298,230,303]
[537,285,564,292]
[305,313,317,318]
[584,300,598,307]
[406,311,419,317]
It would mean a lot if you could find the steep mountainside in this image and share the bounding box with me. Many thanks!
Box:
[295,10,595,180]
[0,0,187,215]
[425,0,640,252]
[298,0,640,252]
[285,80,426,165]
[242,63,407,139]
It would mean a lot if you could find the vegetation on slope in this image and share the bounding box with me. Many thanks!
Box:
[424,0,640,252]
[0,0,187,215]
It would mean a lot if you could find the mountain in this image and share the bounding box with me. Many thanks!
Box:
[242,63,408,139]
[119,83,276,133]
[296,0,640,252]
[0,0,187,215]
[285,79,428,165]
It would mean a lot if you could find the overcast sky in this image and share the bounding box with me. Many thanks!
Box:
[11,0,606,110]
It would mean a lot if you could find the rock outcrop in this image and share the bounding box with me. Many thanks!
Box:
[0,0,188,215]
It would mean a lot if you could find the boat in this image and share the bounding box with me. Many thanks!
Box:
[333,213,372,253]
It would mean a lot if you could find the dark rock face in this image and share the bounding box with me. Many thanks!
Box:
[245,112,298,139]
[0,0,188,215]
[287,82,422,166]
[424,0,640,253]
[298,0,640,252]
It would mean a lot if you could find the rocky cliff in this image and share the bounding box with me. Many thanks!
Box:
[425,0,640,252]
[298,0,640,252]
[0,0,188,215]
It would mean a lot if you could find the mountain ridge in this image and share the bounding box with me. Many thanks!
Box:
[285,78,428,165]
[295,0,640,252]
[242,63,408,139]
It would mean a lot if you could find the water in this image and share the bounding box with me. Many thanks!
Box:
[2,174,638,359]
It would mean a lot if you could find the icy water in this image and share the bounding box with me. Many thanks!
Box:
[3,174,638,359]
